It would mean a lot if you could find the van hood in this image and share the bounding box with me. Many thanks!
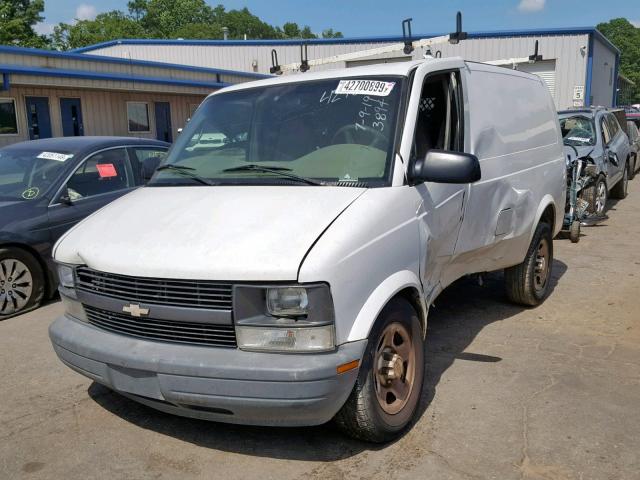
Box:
[54,186,365,281]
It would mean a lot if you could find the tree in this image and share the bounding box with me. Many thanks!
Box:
[322,29,343,39]
[137,0,217,37]
[598,18,640,103]
[0,0,49,48]
[51,11,146,50]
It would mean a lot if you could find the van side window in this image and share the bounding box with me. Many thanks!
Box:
[413,71,463,160]
[601,118,611,145]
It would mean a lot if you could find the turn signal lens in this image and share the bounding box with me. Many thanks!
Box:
[236,325,334,352]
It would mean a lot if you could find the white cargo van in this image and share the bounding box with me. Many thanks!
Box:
[49,58,565,442]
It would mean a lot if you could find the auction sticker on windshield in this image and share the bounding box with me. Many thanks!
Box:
[335,80,395,97]
[37,152,74,162]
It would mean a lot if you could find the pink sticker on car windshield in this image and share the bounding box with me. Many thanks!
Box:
[96,163,117,178]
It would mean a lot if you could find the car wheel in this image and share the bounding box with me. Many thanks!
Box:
[504,221,553,307]
[610,162,629,199]
[629,157,636,180]
[581,175,607,216]
[334,297,424,443]
[569,220,580,243]
[0,247,45,319]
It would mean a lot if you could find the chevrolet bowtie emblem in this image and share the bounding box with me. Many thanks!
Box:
[122,304,149,317]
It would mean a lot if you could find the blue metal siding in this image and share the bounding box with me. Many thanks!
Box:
[0,64,228,89]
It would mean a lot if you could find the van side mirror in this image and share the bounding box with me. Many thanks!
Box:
[410,150,481,184]
[58,188,73,206]
[141,155,163,181]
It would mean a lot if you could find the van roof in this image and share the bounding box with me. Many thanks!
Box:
[212,57,546,96]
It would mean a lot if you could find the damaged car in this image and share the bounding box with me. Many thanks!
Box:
[558,107,631,216]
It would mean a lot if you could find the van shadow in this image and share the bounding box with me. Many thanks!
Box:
[89,260,567,461]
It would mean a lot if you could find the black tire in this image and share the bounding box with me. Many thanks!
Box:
[610,162,629,199]
[0,247,45,319]
[569,220,580,243]
[629,157,636,180]
[580,174,607,216]
[504,222,553,307]
[334,297,424,443]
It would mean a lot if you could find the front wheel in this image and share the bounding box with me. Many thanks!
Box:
[504,222,553,307]
[581,175,607,216]
[334,297,424,443]
[569,220,580,243]
[0,248,45,318]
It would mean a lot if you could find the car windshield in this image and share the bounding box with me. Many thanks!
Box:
[150,76,405,187]
[0,147,73,201]
[559,115,596,146]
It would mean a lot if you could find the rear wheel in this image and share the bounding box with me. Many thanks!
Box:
[610,162,629,199]
[629,157,636,180]
[505,222,553,307]
[0,248,45,318]
[334,297,424,443]
[581,175,607,216]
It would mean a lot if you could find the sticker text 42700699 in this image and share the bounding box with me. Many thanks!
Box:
[335,80,395,97]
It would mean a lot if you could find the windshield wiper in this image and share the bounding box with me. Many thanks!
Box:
[154,164,216,186]
[221,164,323,186]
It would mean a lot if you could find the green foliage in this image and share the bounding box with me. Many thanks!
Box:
[51,11,146,50]
[0,0,49,48]
[597,18,640,103]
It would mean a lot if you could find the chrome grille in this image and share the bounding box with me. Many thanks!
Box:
[84,306,237,348]
[76,267,233,310]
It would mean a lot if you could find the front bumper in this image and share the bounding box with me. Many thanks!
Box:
[49,315,366,426]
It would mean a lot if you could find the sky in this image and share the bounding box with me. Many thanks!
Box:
[36,0,640,37]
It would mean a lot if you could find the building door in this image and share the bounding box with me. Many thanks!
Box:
[25,97,52,140]
[60,98,84,136]
[154,102,172,142]
[517,60,557,101]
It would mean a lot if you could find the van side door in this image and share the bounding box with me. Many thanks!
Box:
[408,66,468,298]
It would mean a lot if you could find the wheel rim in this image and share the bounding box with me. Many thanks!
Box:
[0,259,33,315]
[595,181,607,215]
[374,322,416,415]
[533,237,550,294]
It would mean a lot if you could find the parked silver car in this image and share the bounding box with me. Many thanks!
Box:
[559,107,631,215]
[626,121,639,179]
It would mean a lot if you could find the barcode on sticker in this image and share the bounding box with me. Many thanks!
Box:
[37,152,73,162]
[335,80,395,97]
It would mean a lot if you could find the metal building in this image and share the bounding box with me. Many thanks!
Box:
[0,46,268,147]
[74,27,620,110]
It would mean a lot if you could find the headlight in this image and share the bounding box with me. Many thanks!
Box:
[57,264,75,288]
[234,284,335,352]
[61,294,87,322]
[236,325,334,352]
[267,287,308,316]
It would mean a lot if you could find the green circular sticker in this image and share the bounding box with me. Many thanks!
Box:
[22,187,40,200]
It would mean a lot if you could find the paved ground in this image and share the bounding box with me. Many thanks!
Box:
[2,181,640,480]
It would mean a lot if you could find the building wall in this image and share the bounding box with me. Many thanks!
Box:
[0,85,206,147]
[589,36,617,107]
[85,34,590,109]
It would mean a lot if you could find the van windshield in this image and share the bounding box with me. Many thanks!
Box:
[559,115,596,146]
[151,77,405,187]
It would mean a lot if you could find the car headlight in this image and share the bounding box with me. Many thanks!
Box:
[60,294,87,322]
[267,287,309,316]
[233,284,335,353]
[57,264,76,289]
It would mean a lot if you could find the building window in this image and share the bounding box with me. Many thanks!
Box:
[0,98,18,135]
[127,102,150,133]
